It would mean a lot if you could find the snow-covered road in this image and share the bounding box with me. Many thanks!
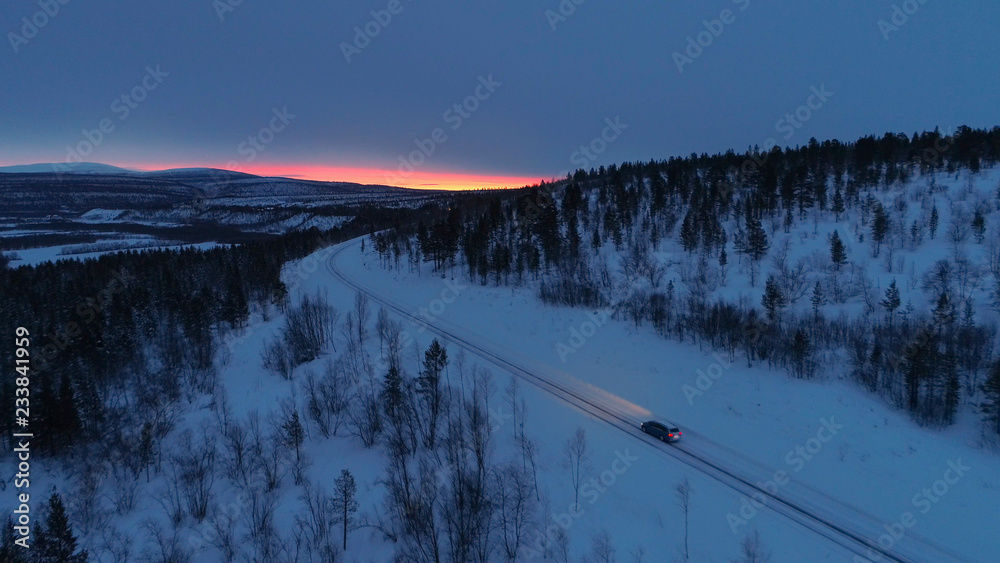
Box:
[322,237,975,563]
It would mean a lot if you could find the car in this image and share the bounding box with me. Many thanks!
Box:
[640,420,682,442]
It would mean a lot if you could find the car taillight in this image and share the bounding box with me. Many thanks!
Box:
[668,434,673,437]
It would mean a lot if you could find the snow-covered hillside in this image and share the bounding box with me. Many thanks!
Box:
[334,231,1000,561]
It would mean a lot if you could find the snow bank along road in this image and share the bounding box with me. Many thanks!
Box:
[324,238,972,563]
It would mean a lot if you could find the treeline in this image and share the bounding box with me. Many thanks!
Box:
[370,125,1000,435]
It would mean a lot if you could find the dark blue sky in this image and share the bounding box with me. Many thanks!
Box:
[2,0,998,187]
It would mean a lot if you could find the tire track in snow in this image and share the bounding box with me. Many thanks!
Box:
[324,237,972,563]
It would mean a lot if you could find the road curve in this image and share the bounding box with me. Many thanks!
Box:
[324,237,973,563]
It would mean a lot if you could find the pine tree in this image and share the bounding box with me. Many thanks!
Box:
[382,365,404,420]
[56,374,81,451]
[962,299,975,330]
[790,329,812,379]
[881,279,901,323]
[871,203,890,257]
[900,299,914,325]
[972,209,986,243]
[283,410,305,463]
[981,360,1000,437]
[0,517,27,562]
[746,216,769,262]
[746,215,769,286]
[905,331,934,415]
[537,203,562,266]
[929,205,939,239]
[223,273,249,329]
[810,281,825,320]
[866,342,883,392]
[35,494,87,562]
[0,378,14,452]
[417,339,448,449]
[932,292,955,332]
[761,276,786,322]
[35,373,57,454]
[381,364,409,454]
[829,231,847,271]
[831,186,845,221]
[718,247,728,284]
[75,376,104,440]
[139,422,154,482]
[943,350,960,426]
[566,213,582,261]
[333,469,359,551]
[680,210,698,253]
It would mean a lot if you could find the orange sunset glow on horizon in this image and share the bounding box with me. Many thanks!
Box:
[125,162,549,191]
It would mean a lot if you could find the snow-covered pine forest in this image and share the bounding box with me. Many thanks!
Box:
[371,126,1000,438]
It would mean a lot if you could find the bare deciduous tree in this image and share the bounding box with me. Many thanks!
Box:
[587,529,616,563]
[175,431,217,522]
[143,519,192,563]
[295,480,337,561]
[244,487,282,562]
[353,292,371,346]
[734,529,771,563]
[208,504,240,562]
[348,383,383,448]
[562,427,589,511]
[494,464,536,562]
[676,477,692,562]
[304,361,351,438]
